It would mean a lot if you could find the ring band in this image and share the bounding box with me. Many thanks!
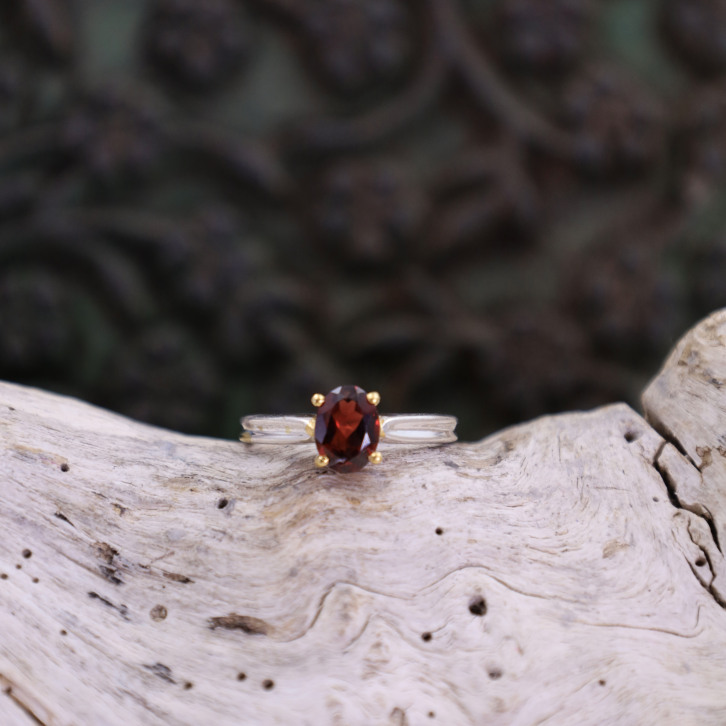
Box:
[240,414,458,445]
[240,384,457,473]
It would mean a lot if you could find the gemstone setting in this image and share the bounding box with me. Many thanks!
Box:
[314,385,380,472]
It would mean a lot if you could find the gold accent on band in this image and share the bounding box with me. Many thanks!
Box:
[368,451,383,465]
[239,432,252,443]
[311,393,325,407]
[315,454,329,468]
[305,418,316,438]
[366,391,381,406]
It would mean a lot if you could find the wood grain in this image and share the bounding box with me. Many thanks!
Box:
[2,313,726,725]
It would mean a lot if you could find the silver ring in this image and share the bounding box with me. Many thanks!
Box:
[240,384,457,473]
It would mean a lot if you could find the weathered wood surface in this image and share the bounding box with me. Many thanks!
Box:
[1,312,726,726]
[642,311,726,606]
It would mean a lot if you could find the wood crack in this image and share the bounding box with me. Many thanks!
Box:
[652,440,723,555]
[650,442,726,610]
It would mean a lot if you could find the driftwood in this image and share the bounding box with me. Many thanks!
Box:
[2,312,726,726]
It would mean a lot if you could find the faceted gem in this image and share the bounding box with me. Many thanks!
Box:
[314,385,380,472]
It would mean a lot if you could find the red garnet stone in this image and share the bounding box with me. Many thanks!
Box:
[314,385,381,472]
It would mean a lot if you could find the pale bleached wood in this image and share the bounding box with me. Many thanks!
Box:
[1,312,726,724]
[0,679,40,726]
[643,309,726,604]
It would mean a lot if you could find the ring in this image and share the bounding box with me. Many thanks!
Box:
[240,384,458,473]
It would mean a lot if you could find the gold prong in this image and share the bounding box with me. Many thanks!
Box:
[311,393,325,407]
[366,391,381,406]
[314,454,329,468]
[305,418,316,438]
[368,451,382,465]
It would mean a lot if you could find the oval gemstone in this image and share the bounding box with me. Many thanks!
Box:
[314,385,380,472]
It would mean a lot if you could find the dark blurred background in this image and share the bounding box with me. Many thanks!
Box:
[0,0,724,441]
